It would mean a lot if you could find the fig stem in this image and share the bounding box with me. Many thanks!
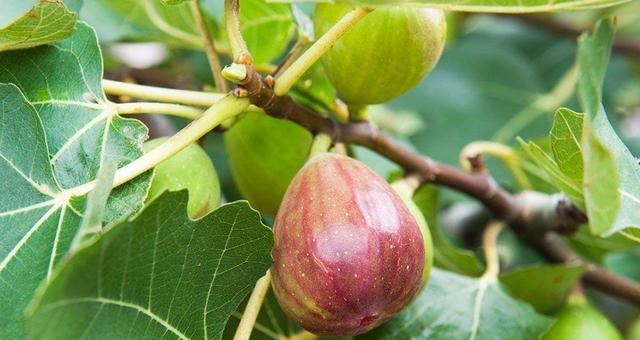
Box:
[233,270,272,340]
[481,221,505,280]
[224,0,252,63]
[116,102,204,120]
[459,141,532,190]
[309,133,333,158]
[103,79,223,107]
[66,95,249,197]
[273,7,372,96]
[190,0,228,92]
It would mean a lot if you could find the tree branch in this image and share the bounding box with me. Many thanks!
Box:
[235,65,640,307]
[533,232,640,306]
[239,66,584,234]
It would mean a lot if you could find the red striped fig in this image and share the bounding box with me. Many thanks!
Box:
[271,153,425,336]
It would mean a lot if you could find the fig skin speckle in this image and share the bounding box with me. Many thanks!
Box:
[271,153,425,336]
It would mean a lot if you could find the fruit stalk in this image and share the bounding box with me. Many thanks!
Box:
[233,270,272,340]
[274,7,372,96]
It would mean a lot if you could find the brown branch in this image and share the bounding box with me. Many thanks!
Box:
[533,233,640,306]
[511,14,640,59]
[239,67,583,233]
[236,66,640,307]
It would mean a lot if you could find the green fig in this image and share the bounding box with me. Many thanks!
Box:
[224,113,312,216]
[272,153,425,336]
[543,298,622,340]
[144,137,220,219]
[314,4,446,106]
[391,180,434,287]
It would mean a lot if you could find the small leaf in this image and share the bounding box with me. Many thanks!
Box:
[0,0,77,52]
[550,108,584,182]
[27,194,273,340]
[359,269,553,340]
[500,263,587,313]
[519,139,585,210]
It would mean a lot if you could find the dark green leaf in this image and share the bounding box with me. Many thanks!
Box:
[500,263,587,313]
[0,0,76,51]
[27,194,273,340]
[359,269,553,340]
[0,22,151,224]
[0,22,151,338]
[0,83,83,339]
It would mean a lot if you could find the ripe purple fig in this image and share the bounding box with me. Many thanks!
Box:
[271,153,425,336]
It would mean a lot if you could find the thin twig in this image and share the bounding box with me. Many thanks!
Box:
[533,232,640,306]
[190,0,228,92]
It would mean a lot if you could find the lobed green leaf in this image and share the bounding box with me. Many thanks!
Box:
[27,194,273,340]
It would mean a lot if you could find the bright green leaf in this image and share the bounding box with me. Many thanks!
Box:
[500,263,588,313]
[577,19,640,237]
[27,194,273,340]
[0,0,76,52]
[519,139,585,209]
[359,269,553,339]
[550,108,584,183]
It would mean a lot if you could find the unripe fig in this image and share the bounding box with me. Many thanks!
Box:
[144,137,220,219]
[542,299,622,340]
[314,4,446,106]
[391,180,433,287]
[271,153,425,336]
[224,113,312,216]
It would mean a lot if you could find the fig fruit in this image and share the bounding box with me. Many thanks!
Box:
[542,299,622,340]
[314,4,446,106]
[271,153,425,336]
[144,137,220,219]
[224,112,312,216]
